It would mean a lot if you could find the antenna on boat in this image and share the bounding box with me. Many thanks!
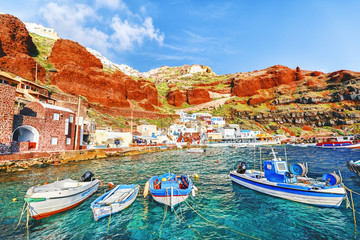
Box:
[285,147,288,165]
[253,146,256,170]
[270,148,278,161]
[260,147,262,172]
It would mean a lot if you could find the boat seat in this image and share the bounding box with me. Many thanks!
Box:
[161,180,180,189]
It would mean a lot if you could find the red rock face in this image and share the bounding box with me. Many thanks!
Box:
[49,39,103,70]
[166,90,187,107]
[187,88,210,105]
[328,70,359,82]
[0,14,36,56]
[166,88,211,106]
[49,39,159,109]
[232,65,303,97]
[0,14,46,82]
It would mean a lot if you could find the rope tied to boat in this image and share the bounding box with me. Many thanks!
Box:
[173,206,201,237]
[344,185,358,237]
[174,188,261,240]
[104,203,112,239]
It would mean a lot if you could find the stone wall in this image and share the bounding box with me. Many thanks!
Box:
[0,84,15,153]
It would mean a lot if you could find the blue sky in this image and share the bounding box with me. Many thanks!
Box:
[1,0,360,75]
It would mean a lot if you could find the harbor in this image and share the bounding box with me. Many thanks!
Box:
[1,146,360,239]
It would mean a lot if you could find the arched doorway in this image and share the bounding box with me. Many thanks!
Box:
[12,125,40,150]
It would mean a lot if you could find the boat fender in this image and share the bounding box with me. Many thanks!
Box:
[237,162,247,174]
[143,181,149,198]
[108,182,115,189]
[322,173,341,186]
[290,163,307,176]
[193,173,199,180]
[81,171,94,182]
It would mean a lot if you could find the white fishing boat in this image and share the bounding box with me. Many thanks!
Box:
[91,184,139,221]
[230,149,346,207]
[146,173,195,210]
[186,148,205,153]
[24,172,100,219]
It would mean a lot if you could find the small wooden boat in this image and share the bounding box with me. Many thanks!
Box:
[316,136,360,149]
[347,160,360,176]
[147,173,194,210]
[230,149,346,207]
[24,171,100,219]
[91,184,139,221]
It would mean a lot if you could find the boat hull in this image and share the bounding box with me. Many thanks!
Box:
[230,171,345,207]
[316,142,360,149]
[26,180,100,219]
[151,192,189,208]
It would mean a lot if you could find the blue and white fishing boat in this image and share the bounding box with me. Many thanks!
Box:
[91,184,139,221]
[230,149,346,207]
[146,173,195,210]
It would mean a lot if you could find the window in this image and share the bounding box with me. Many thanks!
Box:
[51,137,58,145]
[53,113,60,120]
[66,138,71,145]
[276,162,287,171]
[69,115,74,123]
[65,119,69,135]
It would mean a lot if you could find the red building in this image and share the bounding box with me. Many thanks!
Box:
[12,102,76,152]
[0,84,15,154]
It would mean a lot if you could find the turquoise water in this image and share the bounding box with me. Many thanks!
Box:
[1,146,360,239]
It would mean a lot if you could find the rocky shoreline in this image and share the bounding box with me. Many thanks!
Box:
[0,146,177,173]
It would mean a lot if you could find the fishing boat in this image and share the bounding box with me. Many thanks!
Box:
[146,173,195,210]
[346,160,360,176]
[91,184,139,221]
[230,149,346,207]
[24,171,100,219]
[316,136,360,149]
[186,148,205,153]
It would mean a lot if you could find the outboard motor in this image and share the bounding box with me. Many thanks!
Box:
[81,171,94,182]
[237,162,247,174]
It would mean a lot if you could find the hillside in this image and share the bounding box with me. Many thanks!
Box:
[0,13,359,137]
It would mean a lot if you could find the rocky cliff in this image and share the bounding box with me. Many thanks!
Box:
[1,13,360,135]
[0,14,46,82]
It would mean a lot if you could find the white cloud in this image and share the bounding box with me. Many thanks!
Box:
[39,0,164,54]
[95,0,126,10]
[110,16,164,51]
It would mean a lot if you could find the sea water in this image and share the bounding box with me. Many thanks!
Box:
[1,146,360,239]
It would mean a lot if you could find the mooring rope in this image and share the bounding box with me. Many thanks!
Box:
[173,207,201,237]
[344,185,358,237]
[13,201,27,233]
[173,188,260,240]
[182,199,260,240]
[26,204,29,240]
[104,203,112,239]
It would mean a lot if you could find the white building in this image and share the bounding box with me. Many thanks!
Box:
[92,130,132,148]
[210,116,226,127]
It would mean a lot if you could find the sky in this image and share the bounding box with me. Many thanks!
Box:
[1,0,360,75]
